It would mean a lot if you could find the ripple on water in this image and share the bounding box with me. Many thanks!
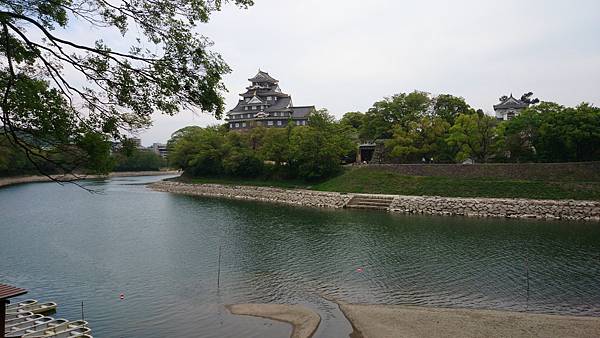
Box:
[1,177,600,337]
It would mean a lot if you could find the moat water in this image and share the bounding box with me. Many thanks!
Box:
[1,176,599,337]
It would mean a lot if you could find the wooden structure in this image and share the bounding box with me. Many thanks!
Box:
[0,283,27,338]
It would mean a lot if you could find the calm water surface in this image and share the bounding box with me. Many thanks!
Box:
[1,176,600,337]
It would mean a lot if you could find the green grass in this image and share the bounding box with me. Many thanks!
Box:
[176,167,600,201]
[179,176,312,190]
[312,167,600,201]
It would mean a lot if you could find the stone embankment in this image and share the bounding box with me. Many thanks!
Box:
[389,195,600,221]
[150,181,600,221]
[150,181,351,208]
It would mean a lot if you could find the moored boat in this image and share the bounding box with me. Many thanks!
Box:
[5,315,45,330]
[5,311,35,324]
[6,318,68,338]
[7,302,57,315]
[6,299,37,311]
[42,327,91,338]
[21,320,89,338]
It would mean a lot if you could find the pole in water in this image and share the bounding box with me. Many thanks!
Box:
[217,245,222,289]
[81,301,85,321]
[525,255,530,311]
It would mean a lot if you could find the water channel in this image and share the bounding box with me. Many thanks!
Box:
[1,176,599,337]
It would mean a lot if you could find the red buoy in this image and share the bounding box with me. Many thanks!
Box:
[356,267,364,273]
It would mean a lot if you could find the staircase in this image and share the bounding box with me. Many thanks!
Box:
[344,195,394,211]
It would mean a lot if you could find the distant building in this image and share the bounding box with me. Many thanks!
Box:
[226,70,315,130]
[152,143,168,159]
[494,94,529,120]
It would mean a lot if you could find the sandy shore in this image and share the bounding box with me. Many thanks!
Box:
[0,171,179,188]
[338,303,600,338]
[227,304,320,338]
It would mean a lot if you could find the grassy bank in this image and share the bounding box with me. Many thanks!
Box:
[178,166,600,201]
[312,167,600,200]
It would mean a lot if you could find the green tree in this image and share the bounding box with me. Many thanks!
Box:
[446,113,498,163]
[289,127,341,180]
[386,116,450,163]
[340,111,365,130]
[0,0,253,176]
[169,126,226,176]
[432,94,473,125]
[536,103,600,162]
[261,128,290,167]
[360,91,431,141]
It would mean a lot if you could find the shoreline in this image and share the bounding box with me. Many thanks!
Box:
[150,181,600,221]
[0,171,180,188]
[227,303,600,338]
[227,304,320,338]
[338,304,600,338]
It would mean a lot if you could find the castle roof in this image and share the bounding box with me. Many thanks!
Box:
[248,70,278,84]
[494,94,529,110]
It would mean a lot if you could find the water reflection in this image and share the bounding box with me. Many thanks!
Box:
[1,177,599,337]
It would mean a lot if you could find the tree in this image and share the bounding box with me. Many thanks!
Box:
[535,103,600,162]
[113,148,164,172]
[386,116,450,163]
[432,94,473,125]
[360,91,431,141]
[340,111,365,130]
[169,126,225,176]
[520,92,540,105]
[260,128,290,167]
[0,0,253,178]
[289,126,341,180]
[446,113,498,163]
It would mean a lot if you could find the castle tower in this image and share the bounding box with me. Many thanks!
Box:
[226,70,315,130]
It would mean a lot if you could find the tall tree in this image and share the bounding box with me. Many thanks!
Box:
[0,0,253,177]
[360,91,431,141]
[432,94,473,125]
[446,113,498,163]
[386,116,450,163]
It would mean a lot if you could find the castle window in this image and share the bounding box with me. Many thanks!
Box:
[244,107,248,111]
[267,120,274,126]
[242,122,247,127]
[277,121,282,126]
[230,123,233,128]
[252,106,257,110]
[267,96,272,101]
[235,123,239,128]
[296,121,301,126]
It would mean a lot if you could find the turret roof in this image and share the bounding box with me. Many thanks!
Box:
[249,70,278,84]
[494,94,529,110]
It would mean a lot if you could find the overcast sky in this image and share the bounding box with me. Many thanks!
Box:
[130,0,598,145]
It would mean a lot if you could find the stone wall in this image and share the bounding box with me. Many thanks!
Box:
[390,195,600,221]
[150,181,600,222]
[150,181,351,209]
[368,162,600,181]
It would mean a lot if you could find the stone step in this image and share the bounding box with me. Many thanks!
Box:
[345,204,390,210]
[345,196,394,210]
[347,201,392,207]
